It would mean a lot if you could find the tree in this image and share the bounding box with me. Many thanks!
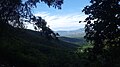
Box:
[32,16,59,40]
[83,0,120,66]
[0,0,63,29]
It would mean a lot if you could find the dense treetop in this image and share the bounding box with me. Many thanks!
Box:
[83,0,120,66]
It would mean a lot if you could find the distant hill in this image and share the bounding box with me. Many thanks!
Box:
[56,28,85,37]
[0,25,81,67]
[56,28,86,45]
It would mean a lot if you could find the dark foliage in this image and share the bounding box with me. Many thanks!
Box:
[0,27,80,67]
[32,16,59,39]
[83,0,120,66]
[0,0,63,39]
[0,0,63,28]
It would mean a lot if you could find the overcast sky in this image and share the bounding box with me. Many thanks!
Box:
[27,0,90,31]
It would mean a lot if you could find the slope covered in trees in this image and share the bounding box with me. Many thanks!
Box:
[0,25,81,67]
[0,0,81,67]
[1,0,120,67]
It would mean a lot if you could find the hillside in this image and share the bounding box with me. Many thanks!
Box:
[0,25,81,67]
[56,28,86,45]
[59,37,86,45]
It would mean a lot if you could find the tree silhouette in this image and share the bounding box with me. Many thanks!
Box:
[32,16,59,40]
[83,0,120,66]
[0,0,63,29]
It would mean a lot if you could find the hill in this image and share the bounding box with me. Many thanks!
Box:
[59,37,86,45]
[56,28,85,37]
[56,28,86,45]
[0,25,81,67]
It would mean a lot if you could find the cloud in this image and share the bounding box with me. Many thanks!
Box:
[31,12,87,31]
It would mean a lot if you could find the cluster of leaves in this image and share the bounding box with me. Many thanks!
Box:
[82,0,120,66]
[0,0,23,28]
[31,16,60,39]
[0,0,63,28]
[41,0,63,9]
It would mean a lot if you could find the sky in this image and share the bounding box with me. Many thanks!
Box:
[27,0,90,31]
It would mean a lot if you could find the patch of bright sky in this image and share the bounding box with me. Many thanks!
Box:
[27,0,90,31]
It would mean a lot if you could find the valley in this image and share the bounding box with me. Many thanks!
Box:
[56,28,86,45]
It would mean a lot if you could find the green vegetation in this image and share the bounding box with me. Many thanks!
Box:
[0,0,120,67]
[59,37,86,45]
[57,28,86,45]
[0,25,82,67]
[82,0,120,66]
